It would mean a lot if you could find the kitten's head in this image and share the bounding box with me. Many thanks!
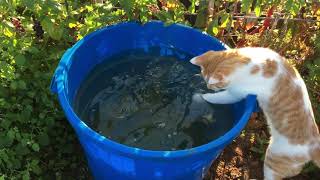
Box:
[190,49,250,91]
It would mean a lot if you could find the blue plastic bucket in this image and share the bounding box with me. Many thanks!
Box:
[50,21,257,180]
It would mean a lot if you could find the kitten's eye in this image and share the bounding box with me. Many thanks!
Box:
[207,84,214,89]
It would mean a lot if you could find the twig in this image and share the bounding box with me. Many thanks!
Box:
[233,16,319,23]
[261,13,280,47]
[183,12,319,22]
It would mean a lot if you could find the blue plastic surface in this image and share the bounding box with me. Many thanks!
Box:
[50,21,257,180]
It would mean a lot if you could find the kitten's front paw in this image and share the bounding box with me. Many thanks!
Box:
[202,93,215,104]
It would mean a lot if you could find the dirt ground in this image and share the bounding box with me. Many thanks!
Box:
[205,112,320,180]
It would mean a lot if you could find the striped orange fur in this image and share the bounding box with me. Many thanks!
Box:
[190,47,320,179]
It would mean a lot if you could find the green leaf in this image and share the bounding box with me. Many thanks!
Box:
[0,61,7,70]
[298,0,306,7]
[15,54,26,66]
[18,80,27,89]
[7,129,15,139]
[188,0,197,13]
[212,27,218,35]
[212,19,219,35]
[68,22,77,28]
[119,1,135,19]
[285,0,293,12]
[27,46,40,54]
[50,27,64,41]
[41,17,64,40]
[31,143,40,152]
[15,132,21,141]
[0,136,14,148]
[12,158,21,169]
[31,160,42,175]
[15,144,30,155]
[22,171,30,180]
[220,14,229,28]
[0,151,9,163]
[290,3,300,16]
[254,0,262,16]
[0,119,11,129]
[0,175,5,180]
[285,0,300,16]
[10,81,18,90]
[86,5,93,11]
[39,112,45,119]
[41,17,53,31]
[3,28,14,37]
[13,39,17,47]
[21,138,28,147]
[285,28,293,40]
[241,0,252,13]
[38,133,50,146]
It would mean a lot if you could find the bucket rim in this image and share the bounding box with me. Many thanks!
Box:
[52,21,257,159]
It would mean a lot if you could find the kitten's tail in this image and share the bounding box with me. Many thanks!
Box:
[311,142,320,167]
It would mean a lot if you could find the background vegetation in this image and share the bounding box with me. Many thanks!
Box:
[0,0,319,179]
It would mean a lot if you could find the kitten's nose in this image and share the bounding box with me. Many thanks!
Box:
[207,84,219,91]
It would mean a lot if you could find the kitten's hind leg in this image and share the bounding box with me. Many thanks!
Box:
[202,91,242,104]
[264,165,282,180]
[264,147,306,180]
[310,143,320,167]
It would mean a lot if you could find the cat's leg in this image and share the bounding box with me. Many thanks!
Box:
[310,143,320,167]
[263,146,306,180]
[264,165,281,180]
[202,91,242,104]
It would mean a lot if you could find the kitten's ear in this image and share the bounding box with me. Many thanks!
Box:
[190,50,217,66]
[190,56,201,66]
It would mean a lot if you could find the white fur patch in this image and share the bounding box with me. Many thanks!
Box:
[264,165,276,180]
[268,125,310,158]
[202,91,242,104]
[224,61,277,103]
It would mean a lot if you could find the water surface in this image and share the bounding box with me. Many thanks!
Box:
[73,48,234,150]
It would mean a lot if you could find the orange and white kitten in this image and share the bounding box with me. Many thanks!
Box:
[190,47,320,180]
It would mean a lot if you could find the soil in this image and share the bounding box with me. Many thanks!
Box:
[205,112,320,180]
